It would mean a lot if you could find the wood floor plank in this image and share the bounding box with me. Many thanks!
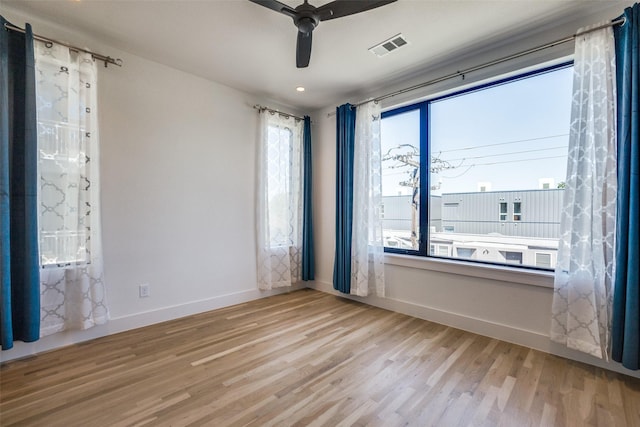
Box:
[2,288,640,426]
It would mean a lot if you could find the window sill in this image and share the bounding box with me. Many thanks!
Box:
[384,253,554,289]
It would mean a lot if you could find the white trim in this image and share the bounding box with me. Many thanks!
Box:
[0,284,305,363]
[307,280,640,379]
[384,253,554,288]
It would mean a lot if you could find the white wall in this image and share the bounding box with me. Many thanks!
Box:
[308,3,640,379]
[1,8,305,362]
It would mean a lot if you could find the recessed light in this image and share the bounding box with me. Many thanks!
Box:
[296,86,305,92]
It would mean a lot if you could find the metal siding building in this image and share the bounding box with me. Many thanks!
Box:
[382,189,563,268]
[381,195,442,233]
[440,189,563,238]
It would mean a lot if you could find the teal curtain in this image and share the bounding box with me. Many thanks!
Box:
[333,104,356,294]
[302,116,315,281]
[612,4,640,370]
[0,17,41,350]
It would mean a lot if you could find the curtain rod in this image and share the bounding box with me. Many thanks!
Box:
[3,22,123,68]
[253,104,306,121]
[332,17,625,114]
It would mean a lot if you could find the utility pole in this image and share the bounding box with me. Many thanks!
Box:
[383,145,420,248]
[383,144,456,249]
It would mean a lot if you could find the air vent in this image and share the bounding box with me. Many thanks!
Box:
[369,33,409,57]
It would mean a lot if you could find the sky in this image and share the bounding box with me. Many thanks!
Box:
[380,65,573,197]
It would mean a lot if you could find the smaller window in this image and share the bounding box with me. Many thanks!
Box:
[443,226,454,232]
[499,202,508,221]
[456,248,476,259]
[437,245,449,256]
[535,253,552,269]
[430,244,435,255]
[513,202,522,221]
[542,183,550,189]
[502,251,523,265]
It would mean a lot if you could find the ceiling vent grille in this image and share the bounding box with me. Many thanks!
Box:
[369,33,409,57]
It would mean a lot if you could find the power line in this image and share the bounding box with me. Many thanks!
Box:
[439,154,566,179]
[434,133,569,153]
[440,165,475,179]
[472,155,566,166]
[441,145,567,162]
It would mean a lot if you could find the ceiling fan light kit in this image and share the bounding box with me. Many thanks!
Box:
[249,0,398,68]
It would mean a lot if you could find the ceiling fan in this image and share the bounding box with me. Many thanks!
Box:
[249,0,398,68]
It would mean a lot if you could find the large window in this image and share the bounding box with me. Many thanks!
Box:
[380,63,573,270]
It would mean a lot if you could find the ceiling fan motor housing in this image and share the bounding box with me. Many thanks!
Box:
[294,13,319,34]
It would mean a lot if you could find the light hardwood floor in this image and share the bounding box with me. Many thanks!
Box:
[1,289,640,426]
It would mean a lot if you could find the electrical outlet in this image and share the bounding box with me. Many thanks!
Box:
[139,283,150,298]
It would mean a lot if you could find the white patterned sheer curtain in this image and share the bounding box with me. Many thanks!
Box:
[550,24,617,359]
[35,42,109,337]
[256,112,303,290]
[351,101,385,297]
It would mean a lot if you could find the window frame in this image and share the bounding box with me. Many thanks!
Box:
[380,102,429,256]
[380,60,573,273]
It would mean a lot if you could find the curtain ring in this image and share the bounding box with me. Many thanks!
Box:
[45,41,53,48]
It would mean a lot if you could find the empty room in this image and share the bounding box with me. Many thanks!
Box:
[1,0,639,425]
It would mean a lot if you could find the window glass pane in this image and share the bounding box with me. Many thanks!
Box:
[266,125,297,247]
[381,109,421,250]
[429,66,572,269]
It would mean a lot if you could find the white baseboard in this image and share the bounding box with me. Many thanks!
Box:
[0,283,305,363]
[308,280,640,379]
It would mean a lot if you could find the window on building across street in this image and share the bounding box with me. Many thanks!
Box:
[503,251,523,265]
[499,202,508,221]
[380,62,572,271]
[457,247,476,259]
[513,202,522,221]
[535,253,552,269]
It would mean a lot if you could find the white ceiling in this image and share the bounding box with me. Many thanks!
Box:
[2,0,632,111]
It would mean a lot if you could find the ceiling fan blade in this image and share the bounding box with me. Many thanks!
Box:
[248,0,297,18]
[317,0,397,21]
[296,30,312,68]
